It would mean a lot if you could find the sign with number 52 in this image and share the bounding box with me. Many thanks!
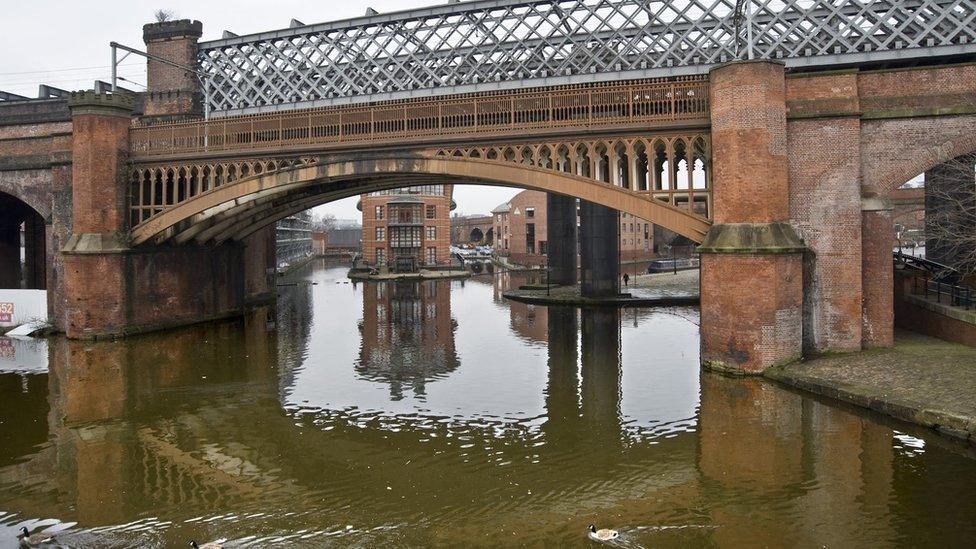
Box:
[0,302,13,323]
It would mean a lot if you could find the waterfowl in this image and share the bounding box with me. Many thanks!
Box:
[587,524,619,542]
[189,541,223,549]
[17,527,54,546]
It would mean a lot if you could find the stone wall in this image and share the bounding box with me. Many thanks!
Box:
[783,62,976,352]
[0,99,73,327]
[785,74,863,352]
[895,272,976,348]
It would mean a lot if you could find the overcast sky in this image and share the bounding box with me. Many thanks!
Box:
[0,0,519,220]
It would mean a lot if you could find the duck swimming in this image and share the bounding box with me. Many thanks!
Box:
[17,527,54,546]
[587,524,619,542]
[189,541,223,549]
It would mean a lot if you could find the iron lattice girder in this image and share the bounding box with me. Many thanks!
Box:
[198,0,976,115]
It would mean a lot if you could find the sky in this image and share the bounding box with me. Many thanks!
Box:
[0,0,519,221]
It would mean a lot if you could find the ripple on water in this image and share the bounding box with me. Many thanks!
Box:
[1,264,976,546]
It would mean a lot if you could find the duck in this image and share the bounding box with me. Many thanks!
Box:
[189,541,223,549]
[17,527,54,546]
[587,524,619,542]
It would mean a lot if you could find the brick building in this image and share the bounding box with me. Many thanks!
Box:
[493,190,657,267]
[451,214,494,245]
[360,185,455,272]
[313,226,362,255]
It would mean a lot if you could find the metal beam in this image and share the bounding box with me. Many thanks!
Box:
[194,0,976,114]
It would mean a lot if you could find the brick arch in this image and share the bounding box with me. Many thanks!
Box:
[0,175,52,221]
[861,114,976,196]
[131,154,711,246]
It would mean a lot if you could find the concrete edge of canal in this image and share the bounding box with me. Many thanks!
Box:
[765,332,976,445]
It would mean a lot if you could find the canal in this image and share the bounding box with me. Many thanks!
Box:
[1,259,975,547]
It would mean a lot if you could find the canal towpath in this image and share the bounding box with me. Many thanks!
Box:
[767,331,976,445]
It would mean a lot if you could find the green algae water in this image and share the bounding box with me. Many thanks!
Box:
[1,259,975,547]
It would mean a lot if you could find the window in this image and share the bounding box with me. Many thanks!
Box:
[539,241,547,255]
[375,205,385,220]
[526,223,536,254]
[526,207,535,218]
[375,227,386,241]
[426,205,436,219]
[426,226,436,239]
[426,246,437,265]
[376,248,386,266]
[369,185,444,197]
[391,226,422,247]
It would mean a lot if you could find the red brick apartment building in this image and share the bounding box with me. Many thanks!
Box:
[492,190,657,267]
[360,185,455,272]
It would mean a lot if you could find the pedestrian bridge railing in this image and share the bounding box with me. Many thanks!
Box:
[129,78,708,160]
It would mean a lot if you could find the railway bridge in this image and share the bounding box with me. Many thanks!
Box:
[2,0,975,373]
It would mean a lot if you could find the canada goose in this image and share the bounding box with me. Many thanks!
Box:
[587,524,619,542]
[17,527,54,546]
[189,541,223,549]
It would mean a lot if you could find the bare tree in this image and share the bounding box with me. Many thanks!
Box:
[312,212,337,235]
[154,9,175,22]
[925,153,976,278]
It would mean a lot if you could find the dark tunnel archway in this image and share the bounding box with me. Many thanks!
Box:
[0,192,46,290]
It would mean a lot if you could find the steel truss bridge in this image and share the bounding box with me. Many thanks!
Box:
[197,0,976,116]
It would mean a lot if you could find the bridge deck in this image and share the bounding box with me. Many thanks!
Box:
[130,78,708,161]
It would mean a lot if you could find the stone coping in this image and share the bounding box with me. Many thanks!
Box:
[697,222,806,254]
[904,294,976,325]
[766,331,976,444]
[67,91,134,117]
[61,233,130,255]
[143,19,203,42]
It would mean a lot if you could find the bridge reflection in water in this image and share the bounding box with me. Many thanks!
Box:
[1,261,975,546]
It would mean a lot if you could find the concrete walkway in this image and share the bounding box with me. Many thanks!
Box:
[626,269,700,299]
[767,331,976,444]
[348,269,470,281]
[503,268,699,306]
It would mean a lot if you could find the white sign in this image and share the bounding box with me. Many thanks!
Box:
[0,290,46,328]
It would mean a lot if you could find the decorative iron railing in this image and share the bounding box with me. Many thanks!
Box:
[913,276,975,309]
[197,0,976,114]
[129,78,708,159]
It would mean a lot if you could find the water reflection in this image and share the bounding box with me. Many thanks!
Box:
[357,280,458,400]
[0,261,974,547]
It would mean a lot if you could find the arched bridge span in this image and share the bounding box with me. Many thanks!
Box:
[128,127,713,246]
[130,151,712,246]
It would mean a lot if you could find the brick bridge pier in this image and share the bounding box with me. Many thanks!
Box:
[3,14,975,375]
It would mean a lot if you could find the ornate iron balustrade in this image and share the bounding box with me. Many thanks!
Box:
[129,78,708,159]
[434,133,711,216]
[198,0,976,115]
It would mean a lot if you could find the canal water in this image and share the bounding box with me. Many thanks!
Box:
[1,259,975,547]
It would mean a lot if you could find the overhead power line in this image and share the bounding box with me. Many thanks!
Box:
[0,72,146,87]
[0,63,142,76]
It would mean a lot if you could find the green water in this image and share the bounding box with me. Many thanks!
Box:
[1,260,974,547]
